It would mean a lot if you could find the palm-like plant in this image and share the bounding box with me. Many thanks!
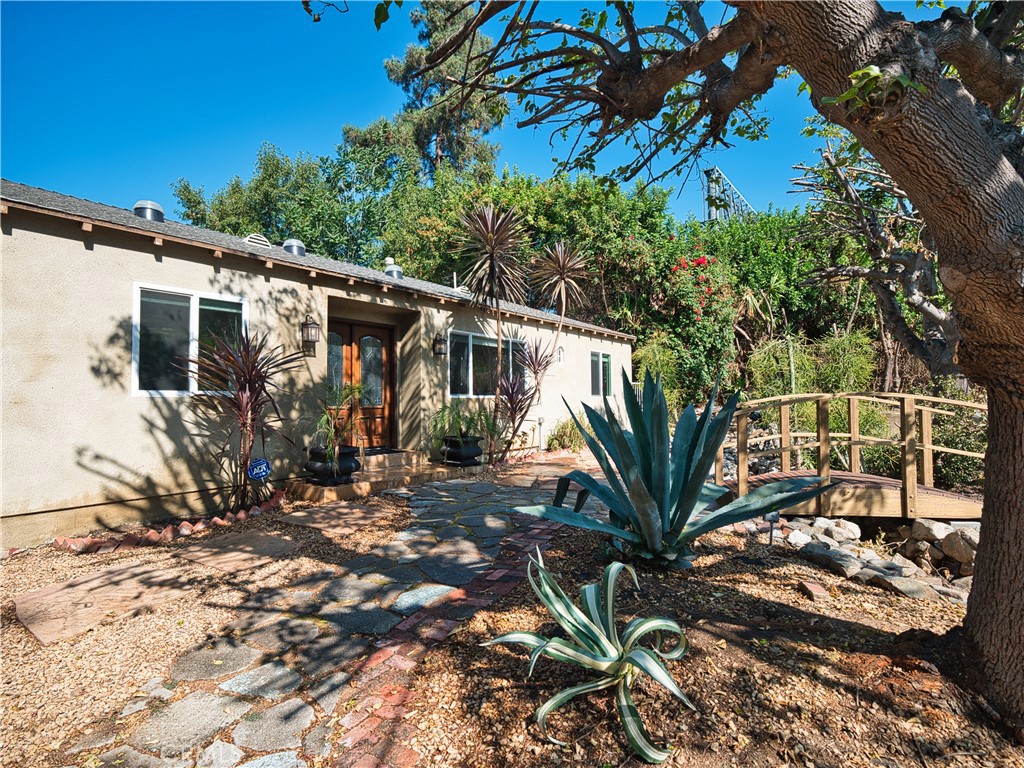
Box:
[486,551,693,764]
[457,203,530,456]
[533,240,589,343]
[516,370,832,567]
[187,331,304,508]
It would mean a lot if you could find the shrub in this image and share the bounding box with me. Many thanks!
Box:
[546,411,587,452]
[486,551,693,764]
[516,371,830,567]
[921,377,986,490]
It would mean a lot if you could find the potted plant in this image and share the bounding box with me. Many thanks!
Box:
[305,382,363,485]
[428,401,485,467]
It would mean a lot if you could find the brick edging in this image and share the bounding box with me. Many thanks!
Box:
[329,513,564,768]
[50,489,287,555]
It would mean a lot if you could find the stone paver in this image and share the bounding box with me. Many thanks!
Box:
[170,639,261,681]
[279,502,382,536]
[232,698,314,751]
[244,618,320,652]
[320,604,402,635]
[97,745,190,768]
[293,635,371,678]
[14,563,191,644]
[236,753,307,768]
[303,722,333,758]
[128,691,252,754]
[391,585,455,616]
[177,531,302,572]
[220,662,303,698]
[321,576,385,604]
[307,671,352,715]
[198,740,244,768]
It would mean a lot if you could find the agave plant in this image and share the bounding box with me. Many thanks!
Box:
[515,370,832,567]
[486,551,693,764]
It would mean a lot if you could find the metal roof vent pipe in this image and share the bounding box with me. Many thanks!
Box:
[132,200,165,223]
[384,257,403,280]
[283,238,306,257]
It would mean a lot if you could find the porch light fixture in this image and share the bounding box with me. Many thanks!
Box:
[432,333,448,356]
[301,315,321,344]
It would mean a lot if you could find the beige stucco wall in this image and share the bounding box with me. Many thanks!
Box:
[0,208,632,546]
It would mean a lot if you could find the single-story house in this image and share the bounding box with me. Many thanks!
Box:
[0,180,634,547]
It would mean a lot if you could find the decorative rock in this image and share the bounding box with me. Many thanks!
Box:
[889,553,923,577]
[927,544,945,562]
[120,698,149,717]
[170,640,261,681]
[785,529,813,548]
[941,529,978,563]
[903,539,931,558]
[911,518,955,543]
[932,585,968,604]
[799,542,833,567]
[236,753,306,768]
[220,662,303,699]
[232,698,314,751]
[67,729,118,754]
[391,585,456,616]
[798,581,829,602]
[953,576,973,591]
[959,560,975,576]
[811,533,842,550]
[823,525,856,543]
[198,740,244,768]
[811,517,832,530]
[867,573,943,602]
[833,519,862,539]
[824,551,863,579]
[97,745,190,768]
[128,692,251,754]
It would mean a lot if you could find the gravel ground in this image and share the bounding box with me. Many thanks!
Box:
[406,527,1024,768]
[0,495,410,768]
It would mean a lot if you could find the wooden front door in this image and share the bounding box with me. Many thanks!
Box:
[327,322,394,449]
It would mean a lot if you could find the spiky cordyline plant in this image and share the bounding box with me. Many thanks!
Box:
[457,202,530,456]
[515,370,832,567]
[187,331,304,509]
[486,551,694,764]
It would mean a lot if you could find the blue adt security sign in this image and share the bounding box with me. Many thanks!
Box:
[247,458,271,481]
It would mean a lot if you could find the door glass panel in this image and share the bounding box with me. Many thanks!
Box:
[449,333,470,395]
[360,335,384,406]
[327,331,344,391]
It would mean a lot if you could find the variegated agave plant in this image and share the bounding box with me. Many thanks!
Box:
[485,551,693,764]
[517,370,832,567]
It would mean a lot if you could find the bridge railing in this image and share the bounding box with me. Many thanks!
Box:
[713,392,987,517]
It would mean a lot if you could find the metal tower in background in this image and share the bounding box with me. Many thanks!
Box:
[702,167,755,222]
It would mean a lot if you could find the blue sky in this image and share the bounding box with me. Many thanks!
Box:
[1,1,937,223]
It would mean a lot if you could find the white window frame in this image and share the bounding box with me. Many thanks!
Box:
[447,330,526,398]
[131,281,248,398]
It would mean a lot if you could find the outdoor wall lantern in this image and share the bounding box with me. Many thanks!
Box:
[432,333,448,356]
[301,315,321,344]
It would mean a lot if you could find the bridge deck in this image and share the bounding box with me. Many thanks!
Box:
[724,469,981,519]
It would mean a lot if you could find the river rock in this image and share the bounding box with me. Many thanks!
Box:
[941,529,978,563]
[867,573,943,602]
[911,519,955,543]
[785,529,813,548]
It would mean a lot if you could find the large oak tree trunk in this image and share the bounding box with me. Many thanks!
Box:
[965,387,1024,737]
[749,0,1024,731]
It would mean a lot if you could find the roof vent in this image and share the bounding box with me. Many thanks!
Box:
[384,257,403,280]
[132,200,165,223]
[283,238,306,257]
[244,233,272,249]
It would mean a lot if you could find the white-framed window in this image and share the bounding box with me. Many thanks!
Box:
[555,346,565,365]
[591,352,612,397]
[131,282,247,396]
[448,331,526,397]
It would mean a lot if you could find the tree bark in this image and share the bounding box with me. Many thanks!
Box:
[964,387,1024,739]
[744,0,1024,731]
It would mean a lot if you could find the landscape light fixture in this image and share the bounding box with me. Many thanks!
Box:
[432,333,448,356]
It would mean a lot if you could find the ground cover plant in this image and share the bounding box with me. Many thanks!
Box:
[517,371,830,567]
[487,552,693,763]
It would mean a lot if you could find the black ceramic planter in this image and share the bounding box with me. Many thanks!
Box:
[440,435,484,467]
[305,444,361,485]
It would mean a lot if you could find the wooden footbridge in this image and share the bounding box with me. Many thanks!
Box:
[715,392,986,519]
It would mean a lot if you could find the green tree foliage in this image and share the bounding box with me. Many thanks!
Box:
[344,2,506,179]
[172,142,415,266]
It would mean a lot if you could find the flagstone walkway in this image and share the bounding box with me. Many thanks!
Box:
[36,456,596,768]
